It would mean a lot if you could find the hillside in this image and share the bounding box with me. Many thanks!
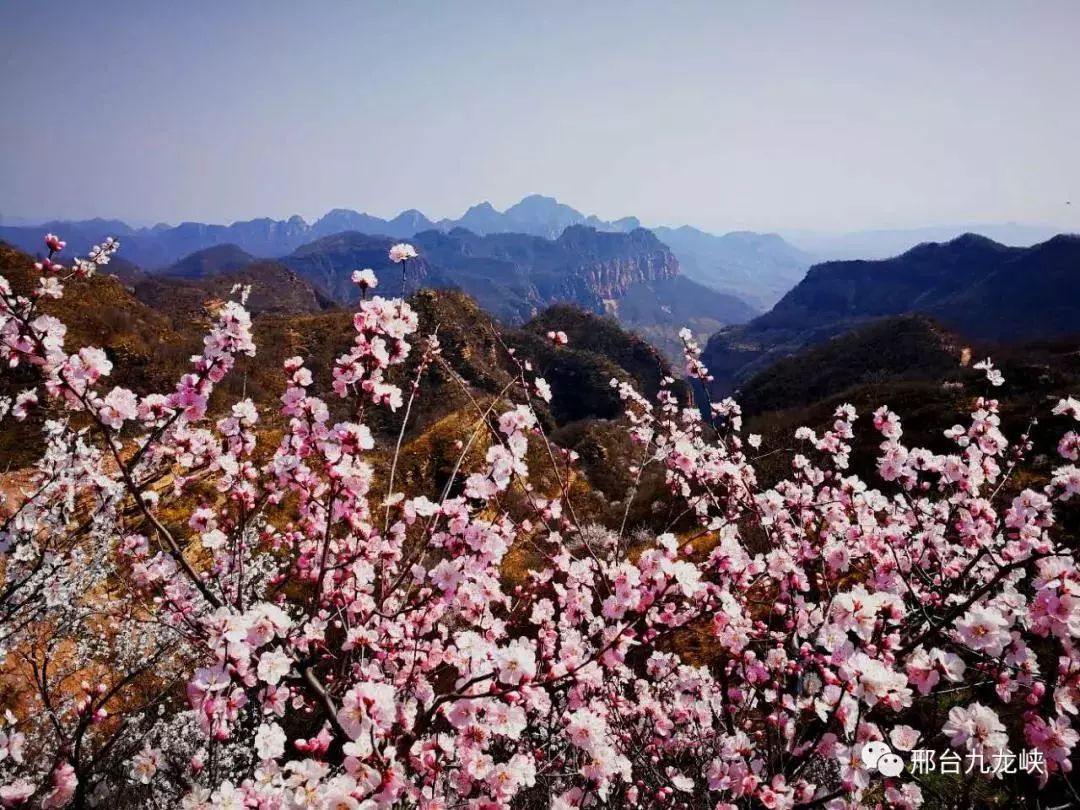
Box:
[924,234,1080,342]
[520,305,682,405]
[251,290,681,437]
[227,290,685,525]
[744,325,1080,500]
[162,244,257,279]
[0,244,191,387]
[0,243,197,464]
[0,239,683,470]
[734,316,962,416]
[702,233,1080,395]
[135,260,332,318]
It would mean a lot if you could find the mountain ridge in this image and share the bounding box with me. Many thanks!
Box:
[781,221,1065,261]
[701,232,1080,395]
[118,224,756,360]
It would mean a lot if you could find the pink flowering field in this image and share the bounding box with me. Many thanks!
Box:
[1,232,1079,810]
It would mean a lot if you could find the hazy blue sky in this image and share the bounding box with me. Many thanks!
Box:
[2,1,1078,233]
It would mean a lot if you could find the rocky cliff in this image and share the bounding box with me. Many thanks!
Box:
[525,226,680,312]
[397,225,680,323]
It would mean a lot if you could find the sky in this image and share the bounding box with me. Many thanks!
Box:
[2,1,1078,234]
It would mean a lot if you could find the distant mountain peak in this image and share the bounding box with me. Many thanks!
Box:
[897,232,1011,261]
[162,243,256,280]
[517,193,560,205]
[390,209,434,229]
[506,194,579,216]
[942,232,1006,250]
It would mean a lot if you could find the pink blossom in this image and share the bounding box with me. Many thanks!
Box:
[98,386,139,429]
[10,389,37,421]
[40,762,77,809]
[254,721,286,761]
[4,231,1080,808]
[943,703,1009,756]
[955,605,1012,657]
[1053,396,1080,420]
[974,357,1005,386]
[0,780,35,807]
[1025,714,1079,774]
[35,277,63,299]
[388,243,418,263]
[351,268,378,288]
[129,746,162,784]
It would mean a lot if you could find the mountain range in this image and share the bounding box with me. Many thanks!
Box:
[0,196,650,265]
[72,224,755,361]
[5,198,1077,393]
[701,232,1080,395]
[3,197,1068,312]
[0,195,809,309]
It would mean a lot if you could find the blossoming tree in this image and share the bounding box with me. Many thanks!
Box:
[1,233,1079,808]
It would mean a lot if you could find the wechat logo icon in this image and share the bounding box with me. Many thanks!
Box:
[862,740,905,777]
